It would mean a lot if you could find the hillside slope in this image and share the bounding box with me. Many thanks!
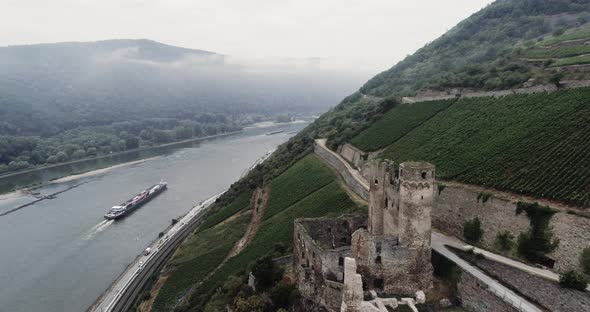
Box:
[350,88,590,207]
[0,39,361,136]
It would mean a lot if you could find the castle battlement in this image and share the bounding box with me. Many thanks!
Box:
[293,159,435,311]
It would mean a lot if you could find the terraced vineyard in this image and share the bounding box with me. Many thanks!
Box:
[351,99,455,151]
[183,155,365,310]
[152,212,251,312]
[368,88,590,207]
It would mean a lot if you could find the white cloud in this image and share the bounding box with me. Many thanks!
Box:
[0,0,493,73]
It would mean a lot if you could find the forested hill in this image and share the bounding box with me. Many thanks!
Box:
[361,0,590,97]
[0,39,360,136]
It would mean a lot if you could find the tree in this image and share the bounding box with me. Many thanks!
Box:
[46,155,58,164]
[580,248,590,275]
[516,202,559,263]
[56,151,69,162]
[124,136,140,150]
[252,255,283,291]
[495,231,514,251]
[559,270,588,290]
[550,73,564,87]
[463,218,483,244]
[71,149,86,160]
[270,282,300,310]
[233,295,266,312]
[86,147,98,156]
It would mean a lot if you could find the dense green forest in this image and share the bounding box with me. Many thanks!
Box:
[0,115,242,174]
[360,0,590,96]
[0,39,363,173]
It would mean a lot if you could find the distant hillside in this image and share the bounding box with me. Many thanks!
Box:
[361,0,590,97]
[0,39,360,136]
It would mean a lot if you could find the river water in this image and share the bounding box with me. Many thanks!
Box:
[0,122,305,312]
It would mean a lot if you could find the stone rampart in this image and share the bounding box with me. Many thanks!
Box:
[402,84,561,104]
[435,184,590,272]
[337,143,366,168]
[314,141,369,201]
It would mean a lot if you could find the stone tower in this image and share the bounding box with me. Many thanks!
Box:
[352,159,434,295]
[397,162,435,249]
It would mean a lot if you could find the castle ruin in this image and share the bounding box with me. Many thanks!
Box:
[294,160,435,311]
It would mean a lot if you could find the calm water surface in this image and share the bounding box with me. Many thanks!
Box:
[0,123,304,312]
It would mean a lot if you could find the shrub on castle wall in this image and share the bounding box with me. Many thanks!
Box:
[580,248,590,275]
[516,202,560,263]
[463,217,484,244]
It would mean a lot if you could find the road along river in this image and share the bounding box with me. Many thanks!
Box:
[0,122,305,312]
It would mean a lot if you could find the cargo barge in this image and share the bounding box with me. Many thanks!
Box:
[104,182,167,220]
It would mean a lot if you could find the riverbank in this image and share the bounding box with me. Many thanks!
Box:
[0,130,244,180]
[0,130,244,195]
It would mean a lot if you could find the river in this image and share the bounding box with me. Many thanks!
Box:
[0,122,305,312]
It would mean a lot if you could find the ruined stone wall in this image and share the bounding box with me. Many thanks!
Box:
[351,229,432,296]
[338,143,365,168]
[294,217,367,311]
[314,142,369,200]
[457,270,519,312]
[434,184,590,272]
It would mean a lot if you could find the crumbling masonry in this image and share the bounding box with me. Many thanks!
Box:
[294,160,435,311]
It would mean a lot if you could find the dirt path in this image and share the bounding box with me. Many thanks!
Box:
[227,184,270,258]
[173,185,271,309]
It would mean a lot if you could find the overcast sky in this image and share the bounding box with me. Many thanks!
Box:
[2,0,493,73]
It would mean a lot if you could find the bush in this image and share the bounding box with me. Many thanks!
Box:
[463,218,483,244]
[495,231,514,251]
[580,248,590,274]
[516,202,559,263]
[559,270,588,290]
[252,255,283,291]
[269,282,300,310]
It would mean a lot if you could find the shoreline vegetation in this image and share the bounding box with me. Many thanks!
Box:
[0,130,244,196]
[0,130,244,179]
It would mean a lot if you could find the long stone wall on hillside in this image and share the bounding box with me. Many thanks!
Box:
[337,143,365,168]
[314,141,369,201]
[405,81,590,104]
[434,184,590,272]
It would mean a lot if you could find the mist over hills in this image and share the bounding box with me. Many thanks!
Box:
[0,39,364,136]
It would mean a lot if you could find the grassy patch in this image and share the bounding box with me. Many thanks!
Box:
[540,27,590,47]
[525,45,590,59]
[152,213,251,312]
[350,99,455,151]
[551,54,590,67]
[199,190,253,230]
[264,154,335,220]
[187,177,365,309]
